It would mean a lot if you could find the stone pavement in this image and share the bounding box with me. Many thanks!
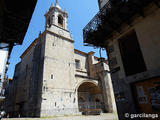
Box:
[2,113,118,120]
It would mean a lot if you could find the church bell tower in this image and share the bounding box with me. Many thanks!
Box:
[41,0,78,116]
[45,0,68,30]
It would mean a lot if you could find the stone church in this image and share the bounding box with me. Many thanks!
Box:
[6,1,116,117]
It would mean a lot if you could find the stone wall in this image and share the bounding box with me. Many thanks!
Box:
[105,5,160,119]
[40,29,78,116]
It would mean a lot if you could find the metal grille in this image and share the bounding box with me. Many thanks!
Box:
[83,0,160,48]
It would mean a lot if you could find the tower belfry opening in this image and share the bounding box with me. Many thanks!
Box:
[58,15,63,28]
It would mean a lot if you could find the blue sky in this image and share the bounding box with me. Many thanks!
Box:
[6,0,107,78]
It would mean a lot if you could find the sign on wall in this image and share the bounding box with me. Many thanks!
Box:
[133,77,160,114]
[136,86,148,104]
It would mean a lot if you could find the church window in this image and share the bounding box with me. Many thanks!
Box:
[58,15,63,27]
[51,74,54,79]
[43,86,46,92]
[73,98,76,103]
[75,60,80,69]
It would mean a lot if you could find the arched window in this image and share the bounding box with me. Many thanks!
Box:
[47,17,51,27]
[58,15,63,27]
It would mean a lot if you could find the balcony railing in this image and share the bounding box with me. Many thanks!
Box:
[83,0,160,48]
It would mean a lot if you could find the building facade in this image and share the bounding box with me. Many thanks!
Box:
[83,0,160,119]
[0,43,9,101]
[6,1,117,117]
[0,0,37,110]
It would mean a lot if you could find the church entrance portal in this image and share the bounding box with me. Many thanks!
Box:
[77,82,104,115]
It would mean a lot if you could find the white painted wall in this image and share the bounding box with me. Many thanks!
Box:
[0,43,9,94]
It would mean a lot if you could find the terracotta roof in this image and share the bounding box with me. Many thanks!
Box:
[20,38,39,58]
[74,49,99,60]
[20,35,101,60]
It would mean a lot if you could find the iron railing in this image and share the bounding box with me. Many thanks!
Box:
[83,0,160,48]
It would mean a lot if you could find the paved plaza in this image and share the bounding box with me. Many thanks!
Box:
[2,113,118,120]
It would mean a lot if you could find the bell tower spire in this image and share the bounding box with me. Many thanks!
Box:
[54,0,61,9]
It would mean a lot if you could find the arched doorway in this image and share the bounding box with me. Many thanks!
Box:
[77,82,104,114]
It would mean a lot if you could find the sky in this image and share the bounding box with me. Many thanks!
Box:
[6,0,107,78]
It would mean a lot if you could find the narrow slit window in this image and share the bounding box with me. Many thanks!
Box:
[51,74,54,79]
[75,60,80,69]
